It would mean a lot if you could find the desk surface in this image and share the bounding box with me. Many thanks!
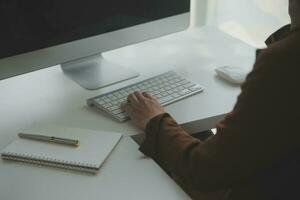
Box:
[0,26,255,200]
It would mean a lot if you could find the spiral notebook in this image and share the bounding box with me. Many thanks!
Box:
[0,124,122,174]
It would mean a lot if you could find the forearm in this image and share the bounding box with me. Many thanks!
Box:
[140,113,234,191]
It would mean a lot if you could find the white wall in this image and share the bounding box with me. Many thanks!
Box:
[192,0,291,48]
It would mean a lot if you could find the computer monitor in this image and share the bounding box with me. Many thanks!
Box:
[0,0,190,90]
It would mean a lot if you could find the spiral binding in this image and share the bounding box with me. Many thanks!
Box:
[1,151,99,174]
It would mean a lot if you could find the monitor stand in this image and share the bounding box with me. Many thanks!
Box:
[61,54,139,90]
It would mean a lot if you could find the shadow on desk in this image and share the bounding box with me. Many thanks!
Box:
[131,130,214,146]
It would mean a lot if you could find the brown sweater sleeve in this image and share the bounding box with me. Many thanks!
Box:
[139,37,300,192]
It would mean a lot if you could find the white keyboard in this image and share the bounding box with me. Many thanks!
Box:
[87,71,204,122]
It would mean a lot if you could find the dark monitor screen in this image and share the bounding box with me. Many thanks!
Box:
[0,0,190,59]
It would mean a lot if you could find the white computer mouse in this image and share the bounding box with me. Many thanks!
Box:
[215,66,248,85]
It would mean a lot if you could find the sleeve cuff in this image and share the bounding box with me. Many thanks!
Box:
[139,113,171,158]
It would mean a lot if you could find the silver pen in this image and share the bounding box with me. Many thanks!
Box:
[18,133,80,147]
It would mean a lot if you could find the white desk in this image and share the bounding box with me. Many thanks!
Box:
[0,26,255,200]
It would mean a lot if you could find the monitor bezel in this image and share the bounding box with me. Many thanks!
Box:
[0,13,190,81]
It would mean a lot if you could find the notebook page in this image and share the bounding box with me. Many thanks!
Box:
[1,124,122,168]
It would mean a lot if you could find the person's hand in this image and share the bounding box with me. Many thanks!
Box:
[121,91,165,130]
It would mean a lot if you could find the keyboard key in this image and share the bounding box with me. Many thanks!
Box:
[103,103,113,108]
[179,89,192,96]
[107,94,114,98]
[95,99,106,105]
[116,94,123,99]
[172,88,180,92]
[190,85,203,92]
[184,82,196,88]
[161,92,168,96]
[179,80,190,85]
[110,101,118,106]
[178,86,185,90]
[171,93,181,98]
[107,105,119,111]
[117,113,127,120]
[155,94,163,98]
[111,95,118,100]
[113,109,123,115]
[153,91,160,95]
[103,98,111,103]
[159,88,166,92]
